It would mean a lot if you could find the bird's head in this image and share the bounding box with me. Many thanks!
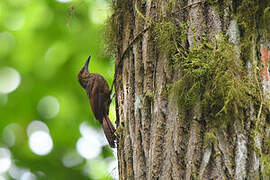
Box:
[78,56,91,89]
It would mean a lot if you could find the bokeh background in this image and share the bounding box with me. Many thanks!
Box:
[0,0,117,179]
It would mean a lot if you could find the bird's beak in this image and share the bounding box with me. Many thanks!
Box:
[82,56,91,72]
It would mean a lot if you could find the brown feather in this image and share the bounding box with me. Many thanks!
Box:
[102,116,116,148]
[78,58,116,148]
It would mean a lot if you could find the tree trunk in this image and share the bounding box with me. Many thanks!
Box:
[107,0,270,179]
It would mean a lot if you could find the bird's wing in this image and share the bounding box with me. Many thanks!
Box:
[103,79,111,115]
[88,77,105,123]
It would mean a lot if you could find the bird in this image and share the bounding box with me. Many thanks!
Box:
[78,56,116,148]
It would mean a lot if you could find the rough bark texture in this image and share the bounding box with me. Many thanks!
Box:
[110,0,270,179]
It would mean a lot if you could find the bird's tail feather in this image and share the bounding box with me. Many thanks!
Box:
[102,116,116,148]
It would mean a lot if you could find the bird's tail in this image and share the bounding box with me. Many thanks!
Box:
[102,116,116,148]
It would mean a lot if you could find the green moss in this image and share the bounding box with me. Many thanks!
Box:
[104,7,122,56]
[153,21,187,60]
[104,0,134,56]
[264,138,270,151]
[115,125,123,135]
[237,2,270,173]
[236,0,270,62]
[169,36,262,127]
[153,21,177,56]
[161,86,169,97]
[263,7,270,22]
[237,0,259,34]
[207,0,225,18]
[236,0,269,34]
[213,152,221,159]
[204,131,217,147]
[236,4,270,177]
[261,134,270,176]
[262,154,270,176]
[262,6,270,38]
[104,0,269,131]
[191,172,198,180]
[145,90,154,100]
[236,0,256,63]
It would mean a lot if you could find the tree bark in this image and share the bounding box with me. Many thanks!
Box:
[109,0,270,179]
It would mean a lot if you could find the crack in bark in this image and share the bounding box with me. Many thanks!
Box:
[199,146,212,179]
[217,130,234,178]
[133,6,147,177]
[212,141,227,179]
[185,105,202,180]
[234,120,248,180]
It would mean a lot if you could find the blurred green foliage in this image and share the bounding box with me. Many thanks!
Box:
[0,0,116,179]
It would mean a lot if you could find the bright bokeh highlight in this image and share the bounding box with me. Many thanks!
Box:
[108,160,118,180]
[29,131,53,156]
[20,171,36,180]
[76,122,109,159]
[27,120,49,137]
[62,150,83,168]
[2,123,22,148]
[4,11,25,31]
[0,67,21,94]
[8,164,30,180]
[0,32,15,57]
[79,122,107,146]
[37,96,60,119]
[2,125,16,147]
[0,148,12,174]
[76,136,100,159]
